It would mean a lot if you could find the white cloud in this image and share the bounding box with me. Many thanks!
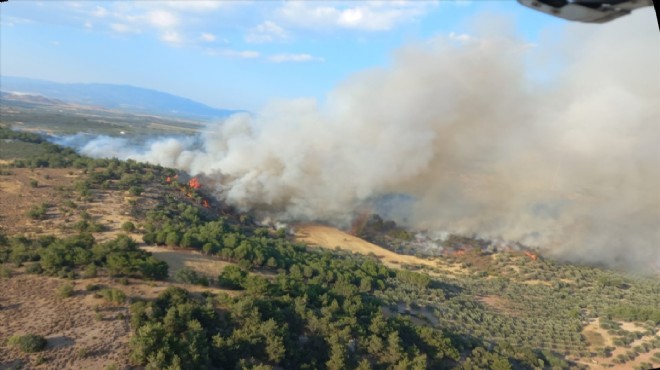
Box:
[147,10,179,28]
[1,16,33,27]
[161,31,183,45]
[276,1,437,31]
[245,21,288,43]
[92,6,107,17]
[338,8,364,26]
[228,50,260,59]
[269,53,324,63]
[213,49,261,59]
[84,21,93,29]
[66,1,83,9]
[110,23,135,33]
[448,32,474,43]
[200,32,216,42]
[165,1,227,12]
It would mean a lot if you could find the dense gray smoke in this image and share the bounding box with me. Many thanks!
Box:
[71,11,659,271]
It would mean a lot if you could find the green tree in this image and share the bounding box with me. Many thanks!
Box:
[218,265,247,289]
[122,221,136,233]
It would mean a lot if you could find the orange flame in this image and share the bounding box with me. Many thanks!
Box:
[524,251,538,261]
[189,177,201,190]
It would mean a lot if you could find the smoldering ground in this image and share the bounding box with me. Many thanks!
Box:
[57,10,659,272]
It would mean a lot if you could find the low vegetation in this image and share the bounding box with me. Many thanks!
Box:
[7,334,48,353]
[1,125,659,369]
[0,232,168,280]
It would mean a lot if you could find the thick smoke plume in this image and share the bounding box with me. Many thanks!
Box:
[70,11,659,271]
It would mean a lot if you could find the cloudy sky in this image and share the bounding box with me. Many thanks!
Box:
[3,1,567,110]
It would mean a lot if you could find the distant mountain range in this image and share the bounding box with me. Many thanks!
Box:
[0,76,239,120]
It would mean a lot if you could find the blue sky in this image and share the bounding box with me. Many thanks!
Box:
[0,1,566,110]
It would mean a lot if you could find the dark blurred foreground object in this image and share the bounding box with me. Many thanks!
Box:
[517,0,654,23]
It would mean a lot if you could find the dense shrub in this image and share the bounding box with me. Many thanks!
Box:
[0,233,168,280]
[26,203,48,220]
[173,267,208,286]
[26,263,43,274]
[7,334,47,353]
[57,284,74,298]
[121,221,136,233]
[98,288,127,304]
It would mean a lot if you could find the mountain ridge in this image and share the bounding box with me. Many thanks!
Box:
[0,76,239,120]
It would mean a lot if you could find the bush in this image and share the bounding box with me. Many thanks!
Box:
[26,263,43,274]
[218,265,247,289]
[99,288,126,304]
[83,263,97,278]
[0,266,11,278]
[26,204,48,220]
[128,186,143,196]
[86,283,102,291]
[78,346,91,358]
[29,179,39,188]
[174,267,204,285]
[57,284,74,298]
[121,221,136,233]
[7,334,47,353]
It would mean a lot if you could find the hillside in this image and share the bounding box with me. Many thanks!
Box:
[1,76,240,120]
[1,127,659,370]
[0,90,211,137]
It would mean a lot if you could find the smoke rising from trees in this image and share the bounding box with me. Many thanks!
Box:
[68,11,659,271]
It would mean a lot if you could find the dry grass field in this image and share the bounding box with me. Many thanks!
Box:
[294,224,467,276]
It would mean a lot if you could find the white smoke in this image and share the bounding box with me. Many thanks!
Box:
[72,10,659,271]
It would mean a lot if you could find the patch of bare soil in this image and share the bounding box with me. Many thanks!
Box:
[0,168,83,236]
[522,279,552,286]
[0,168,147,246]
[477,295,519,316]
[619,322,648,333]
[140,246,263,296]
[141,245,232,277]
[0,270,238,369]
[85,190,142,243]
[576,318,660,369]
[0,169,249,368]
[0,273,130,369]
[295,224,428,268]
[381,304,438,327]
